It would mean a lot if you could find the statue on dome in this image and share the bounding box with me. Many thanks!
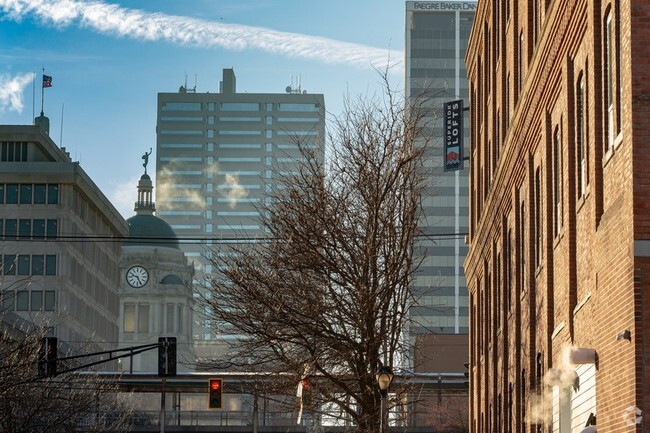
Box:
[142,148,152,174]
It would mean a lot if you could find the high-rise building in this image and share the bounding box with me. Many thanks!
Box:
[155,68,325,344]
[465,0,643,431]
[405,1,476,335]
[0,121,128,355]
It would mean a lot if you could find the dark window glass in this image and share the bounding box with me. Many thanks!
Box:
[3,255,16,275]
[31,291,43,311]
[6,184,18,204]
[47,184,58,204]
[577,76,586,197]
[34,184,46,204]
[16,291,28,311]
[0,184,4,204]
[33,219,45,238]
[45,255,56,275]
[46,219,57,238]
[2,290,15,311]
[5,219,17,239]
[19,219,31,238]
[32,255,44,275]
[0,220,3,237]
[17,255,30,275]
[44,291,55,311]
[19,184,32,204]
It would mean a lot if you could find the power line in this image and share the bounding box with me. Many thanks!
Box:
[1,232,469,245]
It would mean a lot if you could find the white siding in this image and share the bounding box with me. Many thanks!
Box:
[571,364,596,432]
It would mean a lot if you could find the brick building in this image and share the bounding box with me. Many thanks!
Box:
[464,0,648,431]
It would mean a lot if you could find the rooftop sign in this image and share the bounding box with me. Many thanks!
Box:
[412,2,477,10]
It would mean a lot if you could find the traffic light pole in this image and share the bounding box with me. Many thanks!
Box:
[161,377,166,433]
[34,337,177,381]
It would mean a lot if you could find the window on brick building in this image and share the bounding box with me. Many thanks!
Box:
[553,126,563,235]
[521,369,527,431]
[496,110,501,166]
[505,73,510,125]
[519,199,526,293]
[535,168,542,267]
[604,2,622,152]
[518,32,524,95]
[498,394,502,430]
[508,383,514,432]
[495,3,500,63]
[576,74,588,198]
[496,250,501,328]
[507,227,512,312]
[486,272,492,345]
[532,0,539,47]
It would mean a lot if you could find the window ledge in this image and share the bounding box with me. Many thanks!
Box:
[614,131,624,150]
[551,321,566,340]
[577,188,590,212]
[574,291,592,315]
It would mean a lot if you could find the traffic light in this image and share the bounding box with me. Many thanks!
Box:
[158,337,177,377]
[38,337,57,377]
[208,378,223,409]
[299,379,315,407]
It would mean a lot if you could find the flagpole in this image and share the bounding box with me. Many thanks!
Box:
[41,67,45,115]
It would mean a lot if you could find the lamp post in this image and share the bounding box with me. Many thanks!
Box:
[376,366,394,433]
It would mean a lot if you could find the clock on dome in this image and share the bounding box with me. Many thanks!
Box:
[126,265,149,288]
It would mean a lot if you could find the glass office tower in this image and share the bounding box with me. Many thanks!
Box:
[155,68,325,346]
[406,1,476,335]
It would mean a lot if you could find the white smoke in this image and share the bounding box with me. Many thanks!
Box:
[0,73,33,113]
[221,174,247,209]
[0,0,397,69]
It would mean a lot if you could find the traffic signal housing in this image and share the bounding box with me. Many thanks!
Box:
[38,337,57,377]
[208,378,223,409]
[158,337,177,377]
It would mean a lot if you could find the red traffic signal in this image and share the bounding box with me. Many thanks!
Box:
[208,378,223,409]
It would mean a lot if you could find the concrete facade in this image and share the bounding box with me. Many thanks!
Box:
[0,123,128,355]
[465,0,647,431]
[155,68,325,344]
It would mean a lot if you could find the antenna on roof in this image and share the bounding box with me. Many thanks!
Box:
[285,73,307,94]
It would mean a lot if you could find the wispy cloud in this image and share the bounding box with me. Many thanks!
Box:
[0,0,397,68]
[0,73,33,113]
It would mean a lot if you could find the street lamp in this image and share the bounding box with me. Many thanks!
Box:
[376,365,394,433]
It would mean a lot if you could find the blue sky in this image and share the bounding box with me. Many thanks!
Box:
[0,0,405,218]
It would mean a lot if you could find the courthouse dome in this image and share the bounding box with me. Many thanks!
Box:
[124,214,180,250]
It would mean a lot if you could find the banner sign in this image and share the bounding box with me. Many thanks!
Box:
[443,99,464,172]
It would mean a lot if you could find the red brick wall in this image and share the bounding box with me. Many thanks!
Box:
[465,0,645,431]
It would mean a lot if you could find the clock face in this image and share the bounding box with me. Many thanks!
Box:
[126,265,149,288]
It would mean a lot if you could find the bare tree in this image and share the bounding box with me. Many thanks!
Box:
[0,314,133,433]
[202,73,433,432]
